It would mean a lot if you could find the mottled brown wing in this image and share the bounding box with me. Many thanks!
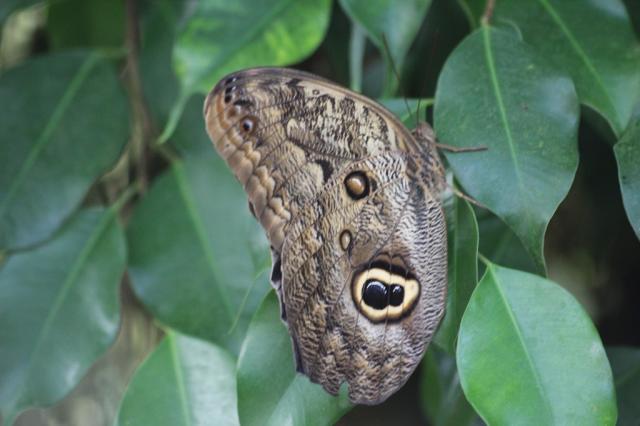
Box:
[204,67,447,405]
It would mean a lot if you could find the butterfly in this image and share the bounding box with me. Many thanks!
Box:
[204,67,447,405]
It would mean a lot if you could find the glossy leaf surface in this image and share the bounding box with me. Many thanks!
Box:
[174,0,332,94]
[435,26,579,269]
[236,292,352,426]
[434,196,478,353]
[127,97,270,353]
[116,332,238,426]
[457,263,617,425]
[0,207,125,423]
[0,51,129,250]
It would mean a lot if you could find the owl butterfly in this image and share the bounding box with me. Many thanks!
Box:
[204,68,447,405]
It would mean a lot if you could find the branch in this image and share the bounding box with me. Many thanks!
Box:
[124,0,153,192]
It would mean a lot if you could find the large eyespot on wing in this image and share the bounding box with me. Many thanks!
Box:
[350,266,420,323]
[280,153,447,405]
[343,182,447,405]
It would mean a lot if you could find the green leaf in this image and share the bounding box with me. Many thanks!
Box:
[127,97,270,353]
[338,0,432,94]
[169,95,217,158]
[0,207,126,423]
[173,0,332,94]
[488,0,640,136]
[47,0,124,49]
[420,348,479,426]
[614,113,640,240]
[607,346,640,425]
[457,263,617,425]
[0,51,130,250]
[157,0,332,143]
[476,209,539,275]
[116,332,238,426]
[434,26,579,270]
[348,22,366,92]
[434,196,478,354]
[138,0,189,123]
[236,292,352,426]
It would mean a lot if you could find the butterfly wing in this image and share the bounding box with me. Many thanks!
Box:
[204,68,447,404]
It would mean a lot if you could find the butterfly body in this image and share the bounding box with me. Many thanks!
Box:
[204,68,447,405]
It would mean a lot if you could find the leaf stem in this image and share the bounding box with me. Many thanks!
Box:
[349,23,366,92]
[481,0,496,26]
[477,252,492,266]
[419,97,435,112]
[124,0,154,192]
[111,184,139,213]
[157,90,190,145]
[156,143,181,164]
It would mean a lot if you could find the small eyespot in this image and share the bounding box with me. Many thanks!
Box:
[339,230,352,251]
[224,86,235,95]
[241,116,257,135]
[344,171,370,200]
[224,94,232,103]
[225,76,238,85]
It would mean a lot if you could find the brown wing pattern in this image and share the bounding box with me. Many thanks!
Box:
[204,67,447,405]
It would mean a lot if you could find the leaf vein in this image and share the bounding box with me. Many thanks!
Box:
[169,334,193,426]
[24,208,116,403]
[172,164,234,324]
[537,0,620,133]
[0,53,100,222]
[490,266,555,423]
[481,25,523,191]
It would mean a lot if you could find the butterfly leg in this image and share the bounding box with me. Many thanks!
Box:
[452,187,486,209]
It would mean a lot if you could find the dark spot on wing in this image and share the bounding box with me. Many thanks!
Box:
[287,78,302,88]
[233,99,253,108]
[315,159,334,183]
[271,256,282,283]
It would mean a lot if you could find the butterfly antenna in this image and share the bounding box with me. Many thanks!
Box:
[381,33,415,125]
